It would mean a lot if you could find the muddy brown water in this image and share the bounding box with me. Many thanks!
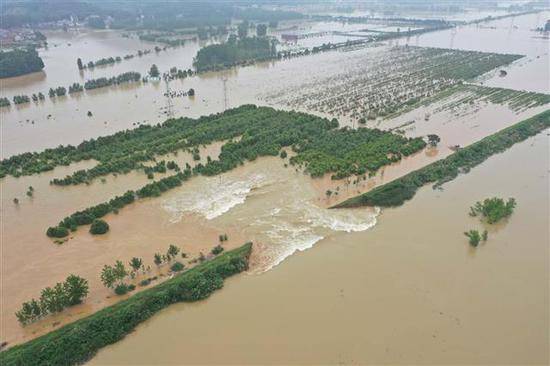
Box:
[90,126,549,365]
[1,11,549,359]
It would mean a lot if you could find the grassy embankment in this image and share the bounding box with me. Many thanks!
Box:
[0,242,253,366]
[333,110,550,208]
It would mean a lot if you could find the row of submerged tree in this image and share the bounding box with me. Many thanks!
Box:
[335,110,550,209]
[1,243,252,365]
[15,275,89,325]
[0,71,142,107]
[1,61,200,108]
[269,46,523,124]
[76,42,176,71]
[17,236,230,326]
[46,169,193,237]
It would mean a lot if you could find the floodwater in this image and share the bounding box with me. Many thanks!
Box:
[395,11,550,93]
[1,10,549,357]
[91,121,549,365]
[1,12,548,157]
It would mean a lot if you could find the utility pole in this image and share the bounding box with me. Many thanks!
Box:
[222,76,228,110]
[164,77,174,119]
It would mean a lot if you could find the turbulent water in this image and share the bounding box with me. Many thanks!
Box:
[161,164,379,272]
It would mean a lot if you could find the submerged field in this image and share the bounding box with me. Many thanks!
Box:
[1,10,549,363]
[263,46,531,122]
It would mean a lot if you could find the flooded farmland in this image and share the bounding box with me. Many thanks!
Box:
[1,7,549,365]
[90,108,549,366]
[2,12,548,157]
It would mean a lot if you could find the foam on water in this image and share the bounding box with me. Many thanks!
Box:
[302,202,380,232]
[249,200,380,273]
[162,173,268,221]
[162,171,380,272]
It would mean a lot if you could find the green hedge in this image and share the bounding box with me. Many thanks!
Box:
[0,242,253,366]
[334,110,550,208]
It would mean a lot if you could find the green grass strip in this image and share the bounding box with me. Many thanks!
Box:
[0,242,253,366]
[333,110,550,208]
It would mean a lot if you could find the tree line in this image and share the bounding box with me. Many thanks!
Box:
[335,110,550,208]
[15,275,88,325]
[0,243,252,366]
[1,71,142,108]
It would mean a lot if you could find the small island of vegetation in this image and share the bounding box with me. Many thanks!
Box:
[469,197,516,224]
[193,35,277,72]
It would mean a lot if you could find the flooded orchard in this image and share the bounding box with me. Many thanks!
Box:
[0,7,549,365]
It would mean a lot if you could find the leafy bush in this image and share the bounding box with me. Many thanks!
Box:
[114,283,129,295]
[211,245,224,255]
[46,226,69,238]
[89,219,109,235]
[139,279,151,287]
[170,261,185,272]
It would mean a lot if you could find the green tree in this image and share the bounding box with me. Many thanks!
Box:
[40,283,67,313]
[90,219,109,235]
[464,230,481,247]
[63,274,89,305]
[129,257,143,272]
[154,253,162,267]
[15,299,42,325]
[100,265,116,289]
[46,226,69,238]
[149,64,159,78]
[77,58,83,70]
[113,260,127,283]
[167,245,180,260]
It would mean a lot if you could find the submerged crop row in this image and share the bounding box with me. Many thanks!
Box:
[265,46,523,122]
[383,84,550,120]
[0,242,252,366]
[333,109,550,208]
